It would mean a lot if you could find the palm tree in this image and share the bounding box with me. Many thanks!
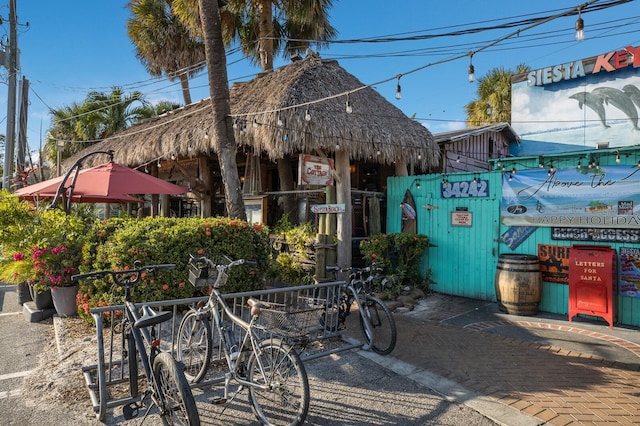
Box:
[127,0,207,105]
[196,0,246,219]
[465,64,530,127]
[44,88,150,172]
[171,0,336,219]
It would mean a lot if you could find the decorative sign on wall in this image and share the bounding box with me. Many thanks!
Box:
[441,179,489,199]
[502,165,640,229]
[551,227,640,243]
[538,244,571,284]
[500,226,537,250]
[620,247,640,298]
[511,44,640,149]
[298,154,334,186]
[451,211,472,227]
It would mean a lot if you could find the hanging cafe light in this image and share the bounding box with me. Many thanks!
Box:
[575,8,585,41]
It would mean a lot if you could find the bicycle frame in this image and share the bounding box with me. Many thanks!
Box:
[123,300,160,396]
[195,286,278,393]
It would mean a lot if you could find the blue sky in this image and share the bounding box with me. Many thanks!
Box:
[1,0,639,161]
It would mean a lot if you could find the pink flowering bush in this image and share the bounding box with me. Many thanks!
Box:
[0,197,90,293]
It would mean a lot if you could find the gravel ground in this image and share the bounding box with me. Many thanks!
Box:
[14,316,498,425]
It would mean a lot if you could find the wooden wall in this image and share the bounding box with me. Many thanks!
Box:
[387,149,640,328]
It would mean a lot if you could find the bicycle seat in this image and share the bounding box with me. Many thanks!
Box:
[247,298,271,316]
[325,265,340,272]
[134,305,173,329]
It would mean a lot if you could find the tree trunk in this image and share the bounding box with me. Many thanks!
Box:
[258,0,274,71]
[179,72,192,105]
[198,0,245,220]
[335,150,352,270]
[276,156,298,223]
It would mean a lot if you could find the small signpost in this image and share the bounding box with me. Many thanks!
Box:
[311,203,345,214]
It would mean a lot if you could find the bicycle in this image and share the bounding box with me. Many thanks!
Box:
[176,255,310,426]
[322,263,397,355]
[72,262,200,425]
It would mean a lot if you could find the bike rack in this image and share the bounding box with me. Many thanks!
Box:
[82,280,356,420]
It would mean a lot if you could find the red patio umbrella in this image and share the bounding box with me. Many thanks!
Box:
[15,162,187,200]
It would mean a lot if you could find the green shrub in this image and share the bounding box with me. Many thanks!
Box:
[76,217,271,323]
[360,233,430,294]
[266,215,316,285]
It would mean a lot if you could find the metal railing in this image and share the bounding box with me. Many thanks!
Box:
[82,280,357,420]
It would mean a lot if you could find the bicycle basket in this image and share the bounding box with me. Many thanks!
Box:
[187,263,217,287]
[255,298,323,339]
[187,254,231,287]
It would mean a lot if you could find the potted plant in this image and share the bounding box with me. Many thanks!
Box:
[0,194,91,316]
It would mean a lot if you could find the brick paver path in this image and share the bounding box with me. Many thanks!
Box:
[392,314,640,425]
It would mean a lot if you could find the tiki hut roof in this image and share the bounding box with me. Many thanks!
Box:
[62,56,439,172]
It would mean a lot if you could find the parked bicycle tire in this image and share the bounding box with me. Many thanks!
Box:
[359,295,397,355]
[176,310,212,383]
[153,352,200,426]
[247,339,310,426]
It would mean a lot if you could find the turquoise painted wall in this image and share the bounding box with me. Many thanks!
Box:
[387,149,640,327]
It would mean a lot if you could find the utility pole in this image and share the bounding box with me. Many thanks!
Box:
[2,0,17,190]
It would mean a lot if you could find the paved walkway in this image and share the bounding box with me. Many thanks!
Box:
[370,294,640,426]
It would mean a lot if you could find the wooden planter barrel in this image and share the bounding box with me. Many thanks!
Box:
[495,254,542,316]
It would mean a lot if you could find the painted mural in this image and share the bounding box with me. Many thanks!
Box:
[501,165,640,229]
[512,44,640,148]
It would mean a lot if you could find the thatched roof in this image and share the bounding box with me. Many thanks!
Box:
[62,56,439,172]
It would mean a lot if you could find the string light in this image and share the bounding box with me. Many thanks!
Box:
[345,95,353,114]
[395,75,402,100]
[468,52,475,83]
[575,8,584,41]
[304,109,311,121]
[616,151,621,163]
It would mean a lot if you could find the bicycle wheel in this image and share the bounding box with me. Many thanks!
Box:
[153,351,201,426]
[247,338,310,426]
[359,295,397,355]
[176,310,212,383]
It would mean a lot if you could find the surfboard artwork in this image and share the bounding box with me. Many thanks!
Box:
[401,189,417,234]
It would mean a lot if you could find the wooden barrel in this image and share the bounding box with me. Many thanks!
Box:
[495,254,542,316]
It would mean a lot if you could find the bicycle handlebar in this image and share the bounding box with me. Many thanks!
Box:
[188,255,257,269]
[71,263,176,286]
[326,263,384,275]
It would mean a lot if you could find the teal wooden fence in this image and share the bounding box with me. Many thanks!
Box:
[386,150,640,327]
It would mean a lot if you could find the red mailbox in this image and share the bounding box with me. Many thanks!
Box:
[568,244,617,329]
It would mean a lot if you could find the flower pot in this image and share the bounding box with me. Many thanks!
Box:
[29,286,54,310]
[17,282,33,305]
[51,285,79,317]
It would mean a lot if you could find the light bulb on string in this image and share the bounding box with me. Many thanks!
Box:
[345,95,353,114]
[157,160,162,168]
[277,116,283,127]
[335,140,340,150]
[616,151,621,163]
[304,109,311,121]
[468,52,475,83]
[395,75,402,100]
[575,8,584,41]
